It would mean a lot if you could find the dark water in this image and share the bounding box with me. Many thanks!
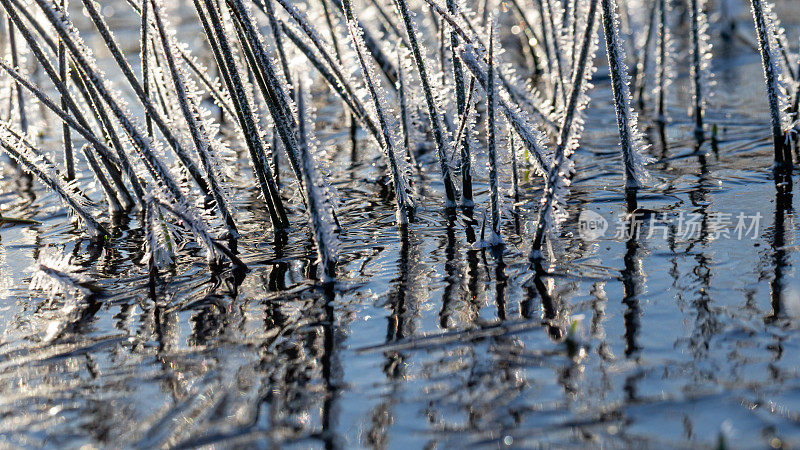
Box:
[3,2,800,448]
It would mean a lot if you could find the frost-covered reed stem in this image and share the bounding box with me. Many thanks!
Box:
[268,0,394,105]
[275,21,379,143]
[486,21,502,246]
[774,32,795,81]
[59,0,74,180]
[530,0,599,263]
[562,0,574,58]
[394,0,458,207]
[295,81,337,282]
[543,0,567,106]
[654,0,669,124]
[453,77,475,158]
[179,53,236,119]
[141,0,153,136]
[531,0,554,82]
[5,0,55,50]
[689,0,710,139]
[447,0,472,206]
[262,0,293,93]
[397,49,416,171]
[341,0,411,224]
[254,3,380,144]
[148,50,172,118]
[50,61,183,206]
[418,0,553,126]
[569,0,580,65]
[793,37,800,117]
[6,15,26,133]
[150,0,239,238]
[749,0,793,179]
[193,0,288,227]
[601,0,650,190]
[318,0,358,136]
[319,0,342,58]
[635,0,657,109]
[370,0,407,42]
[437,10,447,77]
[0,1,99,145]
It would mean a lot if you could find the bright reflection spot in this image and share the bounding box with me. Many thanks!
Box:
[44,321,61,342]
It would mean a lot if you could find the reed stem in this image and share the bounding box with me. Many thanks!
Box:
[749,0,793,187]
[486,20,502,246]
[394,0,458,207]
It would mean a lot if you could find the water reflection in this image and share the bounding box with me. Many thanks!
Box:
[492,247,508,321]
[439,217,459,328]
[620,216,643,358]
[766,191,792,323]
[685,146,717,361]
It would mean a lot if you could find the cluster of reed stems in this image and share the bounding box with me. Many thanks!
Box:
[0,0,796,284]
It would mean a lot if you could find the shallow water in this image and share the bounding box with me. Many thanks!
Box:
[3,2,800,448]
